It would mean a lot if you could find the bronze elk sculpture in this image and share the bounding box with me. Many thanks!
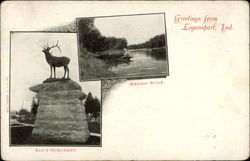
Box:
[42,41,70,79]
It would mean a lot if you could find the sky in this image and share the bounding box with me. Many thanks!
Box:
[11,33,101,111]
[94,14,166,45]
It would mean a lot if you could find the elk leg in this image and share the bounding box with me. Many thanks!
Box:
[66,66,69,78]
[63,66,66,78]
[50,66,52,78]
[53,67,56,78]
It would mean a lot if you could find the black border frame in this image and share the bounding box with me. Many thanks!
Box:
[9,31,102,147]
[76,12,169,82]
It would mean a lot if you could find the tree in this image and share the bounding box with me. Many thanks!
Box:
[92,97,101,118]
[30,97,39,116]
[78,18,97,52]
[115,38,128,49]
[78,18,95,42]
[78,18,128,53]
[128,34,166,49]
[85,92,101,118]
[18,108,30,116]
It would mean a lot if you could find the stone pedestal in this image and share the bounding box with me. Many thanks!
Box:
[30,79,89,143]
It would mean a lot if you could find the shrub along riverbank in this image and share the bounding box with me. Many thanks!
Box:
[79,49,116,80]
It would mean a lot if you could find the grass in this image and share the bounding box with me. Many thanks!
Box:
[11,126,34,144]
[80,49,116,80]
[88,122,100,133]
[11,121,101,145]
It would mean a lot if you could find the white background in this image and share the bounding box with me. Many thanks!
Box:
[10,33,101,112]
[1,1,249,160]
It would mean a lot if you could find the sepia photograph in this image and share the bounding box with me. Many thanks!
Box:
[77,13,169,81]
[10,32,101,146]
[1,1,249,160]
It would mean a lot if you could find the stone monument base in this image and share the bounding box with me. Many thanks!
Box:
[30,79,89,144]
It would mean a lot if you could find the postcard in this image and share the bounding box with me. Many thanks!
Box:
[1,1,249,160]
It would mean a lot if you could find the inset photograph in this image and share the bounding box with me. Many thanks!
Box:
[10,32,101,146]
[77,13,169,81]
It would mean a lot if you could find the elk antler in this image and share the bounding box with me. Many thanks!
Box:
[49,40,61,52]
[42,41,61,52]
[42,44,47,49]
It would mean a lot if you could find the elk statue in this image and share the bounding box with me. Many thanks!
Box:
[42,41,70,79]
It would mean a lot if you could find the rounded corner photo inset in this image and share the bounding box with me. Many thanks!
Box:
[10,32,101,146]
[77,13,169,81]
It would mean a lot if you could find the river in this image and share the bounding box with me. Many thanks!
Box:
[103,48,168,78]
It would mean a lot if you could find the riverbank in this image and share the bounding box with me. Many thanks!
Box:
[129,46,166,53]
[79,49,116,80]
[95,49,124,56]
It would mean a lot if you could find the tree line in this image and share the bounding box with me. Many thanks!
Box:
[128,34,166,49]
[78,18,127,53]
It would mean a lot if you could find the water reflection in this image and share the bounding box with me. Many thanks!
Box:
[103,59,132,70]
[145,48,167,61]
[100,48,168,76]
